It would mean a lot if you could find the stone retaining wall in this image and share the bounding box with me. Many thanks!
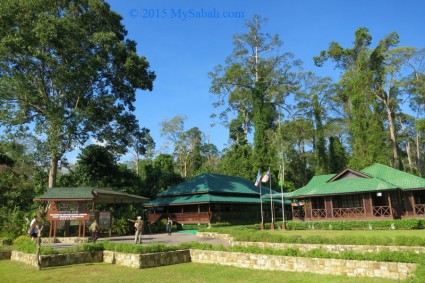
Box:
[5,248,417,279]
[197,232,233,244]
[103,250,191,269]
[0,250,11,260]
[235,241,425,254]
[190,249,416,280]
[11,251,103,268]
[198,232,425,253]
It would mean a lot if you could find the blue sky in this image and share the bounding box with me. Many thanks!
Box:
[103,0,425,160]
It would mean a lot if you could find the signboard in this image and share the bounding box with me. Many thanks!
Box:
[99,211,111,230]
[47,201,90,221]
[48,211,90,221]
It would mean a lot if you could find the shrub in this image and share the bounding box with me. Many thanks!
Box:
[286,219,424,231]
[13,235,31,245]
[111,217,130,235]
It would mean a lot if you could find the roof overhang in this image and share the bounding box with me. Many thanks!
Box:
[33,187,149,204]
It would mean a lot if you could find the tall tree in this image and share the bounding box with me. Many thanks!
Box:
[314,28,388,169]
[73,144,119,188]
[128,127,155,175]
[160,116,207,178]
[328,136,348,173]
[209,15,300,173]
[295,75,336,174]
[0,0,155,187]
[405,49,425,175]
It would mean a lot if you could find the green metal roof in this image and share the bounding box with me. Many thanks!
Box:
[145,193,263,207]
[158,173,264,197]
[290,163,425,197]
[361,163,425,190]
[34,187,94,200]
[34,187,149,204]
[289,174,335,197]
[146,173,284,207]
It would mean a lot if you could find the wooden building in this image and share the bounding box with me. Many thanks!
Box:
[34,187,149,237]
[144,173,285,225]
[289,163,425,221]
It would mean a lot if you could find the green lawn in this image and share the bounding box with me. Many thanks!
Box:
[211,226,425,244]
[0,261,400,283]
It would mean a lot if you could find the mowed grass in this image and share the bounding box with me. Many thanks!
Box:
[0,261,400,283]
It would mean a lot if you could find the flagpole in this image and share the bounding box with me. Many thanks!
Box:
[280,163,286,230]
[269,167,275,229]
[259,182,264,229]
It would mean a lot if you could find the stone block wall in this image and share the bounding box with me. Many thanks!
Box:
[198,232,425,253]
[0,250,11,260]
[234,241,425,254]
[103,250,191,269]
[197,232,233,244]
[190,249,416,280]
[103,250,141,268]
[11,251,103,268]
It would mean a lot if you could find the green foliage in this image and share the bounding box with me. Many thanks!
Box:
[99,241,185,254]
[0,208,31,239]
[111,217,131,236]
[0,0,155,187]
[218,143,254,180]
[73,145,119,187]
[210,15,301,174]
[12,236,31,245]
[206,224,425,247]
[285,219,423,231]
[11,237,36,254]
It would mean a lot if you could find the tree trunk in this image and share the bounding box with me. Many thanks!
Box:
[406,141,414,173]
[386,107,400,169]
[135,154,139,175]
[417,130,422,177]
[48,155,59,188]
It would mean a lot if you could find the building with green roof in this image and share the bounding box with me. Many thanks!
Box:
[144,173,283,224]
[289,163,425,221]
[34,187,149,237]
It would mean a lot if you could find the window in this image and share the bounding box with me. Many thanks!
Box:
[333,194,362,208]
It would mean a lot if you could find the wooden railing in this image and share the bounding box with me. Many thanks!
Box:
[333,207,364,218]
[311,209,326,218]
[214,211,258,222]
[372,206,391,217]
[415,204,425,215]
[148,213,162,223]
[292,209,305,219]
[148,212,210,224]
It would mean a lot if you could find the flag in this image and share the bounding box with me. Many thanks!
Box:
[262,169,270,183]
[254,170,261,187]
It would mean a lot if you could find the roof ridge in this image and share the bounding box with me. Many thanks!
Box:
[362,163,424,182]
[203,174,211,192]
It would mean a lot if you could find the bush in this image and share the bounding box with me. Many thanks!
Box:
[286,219,424,230]
[111,217,130,235]
[12,235,31,245]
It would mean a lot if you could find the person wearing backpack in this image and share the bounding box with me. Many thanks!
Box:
[128,216,144,244]
[89,219,100,243]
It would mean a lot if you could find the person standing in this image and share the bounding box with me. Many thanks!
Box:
[89,219,100,243]
[166,217,173,236]
[29,215,41,241]
[128,216,144,244]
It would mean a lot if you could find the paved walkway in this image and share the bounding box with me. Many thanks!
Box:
[44,231,228,250]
